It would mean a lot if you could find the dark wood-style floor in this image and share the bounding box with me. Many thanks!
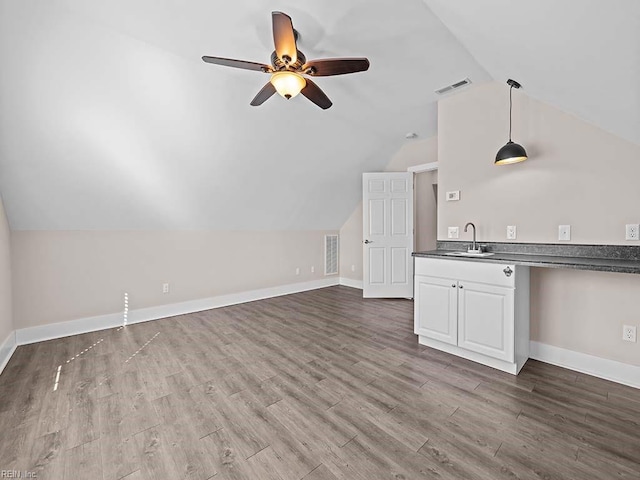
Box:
[0,286,639,479]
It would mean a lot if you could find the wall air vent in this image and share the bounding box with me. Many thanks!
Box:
[325,235,339,275]
[435,78,472,95]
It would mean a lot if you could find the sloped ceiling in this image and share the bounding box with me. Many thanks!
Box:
[4,1,636,231]
[0,0,490,230]
[423,0,640,145]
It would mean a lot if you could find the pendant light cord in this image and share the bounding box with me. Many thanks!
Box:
[509,85,513,142]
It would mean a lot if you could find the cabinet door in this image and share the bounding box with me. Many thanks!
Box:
[457,281,514,362]
[414,275,458,345]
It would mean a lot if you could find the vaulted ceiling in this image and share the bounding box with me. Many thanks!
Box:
[0,1,637,230]
[423,0,640,146]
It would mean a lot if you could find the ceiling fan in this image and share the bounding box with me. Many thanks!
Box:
[202,11,370,110]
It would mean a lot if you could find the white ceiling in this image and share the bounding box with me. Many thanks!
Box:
[423,0,640,145]
[0,1,637,231]
[0,0,489,230]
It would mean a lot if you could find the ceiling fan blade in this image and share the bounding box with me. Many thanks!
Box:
[300,79,332,110]
[202,56,271,73]
[250,82,277,106]
[272,11,297,64]
[303,58,370,77]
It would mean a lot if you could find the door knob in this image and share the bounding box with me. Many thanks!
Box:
[364,239,373,244]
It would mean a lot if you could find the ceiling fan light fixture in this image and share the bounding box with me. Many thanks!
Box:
[270,71,306,99]
[202,12,368,109]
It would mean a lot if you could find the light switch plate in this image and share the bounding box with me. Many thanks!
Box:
[446,191,460,202]
[558,225,571,241]
[448,227,459,239]
[507,226,517,240]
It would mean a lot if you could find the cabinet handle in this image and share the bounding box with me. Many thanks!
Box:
[503,266,513,277]
[458,285,464,289]
[451,284,456,288]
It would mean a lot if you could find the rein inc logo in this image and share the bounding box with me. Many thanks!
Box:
[0,471,37,478]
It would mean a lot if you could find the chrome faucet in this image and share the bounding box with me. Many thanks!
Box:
[464,222,480,253]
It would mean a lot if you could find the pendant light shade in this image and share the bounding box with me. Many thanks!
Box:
[495,79,527,165]
[495,141,527,165]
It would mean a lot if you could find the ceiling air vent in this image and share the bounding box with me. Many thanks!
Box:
[325,235,339,276]
[435,78,472,95]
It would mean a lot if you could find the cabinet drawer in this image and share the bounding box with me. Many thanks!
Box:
[415,257,515,288]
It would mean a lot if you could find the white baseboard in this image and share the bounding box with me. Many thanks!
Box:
[16,311,123,345]
[15,277,340,345]
[530,341,640,389]
[0,330,17,375]
[339,277,363,289]
[5,281,639,390]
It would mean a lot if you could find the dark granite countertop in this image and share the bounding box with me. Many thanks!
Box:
[413,242,640,275]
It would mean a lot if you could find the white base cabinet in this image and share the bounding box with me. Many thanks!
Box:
[414,257,530,374]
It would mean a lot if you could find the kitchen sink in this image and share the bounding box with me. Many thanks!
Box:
[443,251,495,258]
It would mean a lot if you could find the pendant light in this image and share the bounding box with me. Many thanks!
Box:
[495,79,527,165]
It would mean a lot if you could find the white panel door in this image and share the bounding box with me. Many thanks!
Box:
[363,172,414,298]
[458,281,514,362]
[414,275,458,345]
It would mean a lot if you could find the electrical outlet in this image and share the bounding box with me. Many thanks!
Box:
[311,266,315,273]
[558,225,571,241]
[507,225,517,240]
[623,325,637,342]
[351,265,356,272]
[625,224,639,241]
[162,283,170,294]
[295,267,300,276]
[448,227,459,239]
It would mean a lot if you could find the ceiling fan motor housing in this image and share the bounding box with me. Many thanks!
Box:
[271,50,306,70]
